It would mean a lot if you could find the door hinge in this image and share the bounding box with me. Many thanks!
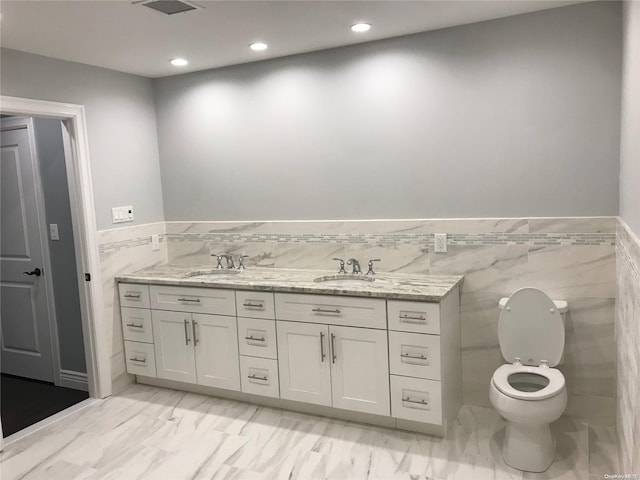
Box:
[85,273,91,282]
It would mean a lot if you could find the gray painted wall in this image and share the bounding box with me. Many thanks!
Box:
[0,49,164,230]
[620,0,640,236]
[155,2,622,222]
[33,118,86,373]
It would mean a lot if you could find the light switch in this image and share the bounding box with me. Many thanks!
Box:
[151,234,160,251]
[49,224,59,241]
[112,206,134,224]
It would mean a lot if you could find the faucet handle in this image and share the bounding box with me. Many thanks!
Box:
[332,257,346,274]
[214,254,225,269]
[238,255,249,270]
[366,259,381,276]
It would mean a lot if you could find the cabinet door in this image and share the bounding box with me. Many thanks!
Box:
[152,310,196,383]
[330,325,390,416]
[193,313,240,391]
[277,321,331,406]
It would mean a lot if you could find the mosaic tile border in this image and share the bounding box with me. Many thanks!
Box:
[99,235,166,255]
[165,231,615,247]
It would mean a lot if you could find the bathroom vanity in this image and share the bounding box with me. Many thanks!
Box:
[116,267,463,435]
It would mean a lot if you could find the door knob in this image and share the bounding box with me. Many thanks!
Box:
[23,268,42,277]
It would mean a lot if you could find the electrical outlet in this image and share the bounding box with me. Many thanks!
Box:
[434,233,447,253]
[151,234,160,251]
[111,206,134,224]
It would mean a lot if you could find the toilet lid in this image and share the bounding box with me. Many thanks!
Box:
[498,287,564,367]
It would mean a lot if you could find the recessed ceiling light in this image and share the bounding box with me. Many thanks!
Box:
[351,23,371,33]
[249,42,268,51]
[170,58,188,67]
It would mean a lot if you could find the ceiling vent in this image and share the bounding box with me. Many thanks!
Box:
[136,0,200,15]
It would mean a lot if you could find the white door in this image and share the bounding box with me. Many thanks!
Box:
[277,321,331,406]
[0,120,55,382]
[193,313,240,390]
[152,310,196,383]
[330,325,390,416]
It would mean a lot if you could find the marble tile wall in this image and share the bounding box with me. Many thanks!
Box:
[615,220,640,474]
[97,222,168,394]
[164,217,618,426]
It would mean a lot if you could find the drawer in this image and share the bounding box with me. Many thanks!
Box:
[118,283,150,309]
[236,291,275,320]
[238,317,277,359]
[124,341,157,377]
[150,285,236,316]
[121,307,153,343]
[389,331,441,380]
[240,356,279,398]
[388,300,440,334]
[390,375,442,425]
[274,293,386,329]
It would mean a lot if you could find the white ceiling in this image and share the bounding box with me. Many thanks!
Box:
[0,0,587,78]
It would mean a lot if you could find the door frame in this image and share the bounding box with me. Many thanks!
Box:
[1,95,110,400]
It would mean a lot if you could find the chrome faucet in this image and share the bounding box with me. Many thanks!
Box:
[237,255,249,271]
[213,254,235,269]
[347,258,361,274]
[332,257,346,274]
[366,259,381,275]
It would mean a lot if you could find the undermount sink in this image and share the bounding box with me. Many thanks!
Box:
[186,269,241,278]
[313,274,375,286]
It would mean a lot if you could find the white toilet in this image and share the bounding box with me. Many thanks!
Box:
[489,287,569,473]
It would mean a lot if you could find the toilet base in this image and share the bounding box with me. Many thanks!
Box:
[502,421,556,473]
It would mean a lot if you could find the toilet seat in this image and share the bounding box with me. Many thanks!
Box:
[492,364,565,401]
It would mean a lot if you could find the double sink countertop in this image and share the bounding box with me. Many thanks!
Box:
[116,265,463,302]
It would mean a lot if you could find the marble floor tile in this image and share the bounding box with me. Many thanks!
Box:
[0,384,619,480]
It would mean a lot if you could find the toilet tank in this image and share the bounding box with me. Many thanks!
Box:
[498,297,569,365]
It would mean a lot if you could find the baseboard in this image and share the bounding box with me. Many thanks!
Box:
[58,369,89,391]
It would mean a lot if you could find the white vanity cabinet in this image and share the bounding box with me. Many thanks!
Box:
[329,325,390,415]
[275,294,390,416]
[151,310,241,389]
[387,293,461,433]
[277,321,332,406]
[118,278,461,437]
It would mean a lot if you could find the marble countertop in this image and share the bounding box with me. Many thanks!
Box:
[116,265,463,302]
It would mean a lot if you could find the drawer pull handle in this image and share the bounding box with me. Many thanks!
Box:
[245,335,266,342]
[248,374,268,381]
[401,353,427,360]
[243,302,264,309]
[124,293,141,299]
[126,323,144,329]
[312,307,341,315]
[402,397,429,406]
[178,297,201,303]
[400,313,426,323]
[129,357,146,363]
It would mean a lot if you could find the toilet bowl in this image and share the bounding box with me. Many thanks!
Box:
[489,288,568,473]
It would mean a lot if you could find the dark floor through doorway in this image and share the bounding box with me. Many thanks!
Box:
[1,373,89,437]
